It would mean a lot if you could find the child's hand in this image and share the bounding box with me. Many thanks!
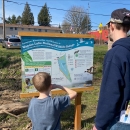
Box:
[51,84,57,90]
[51,84,62,90]
[92,125,97,130]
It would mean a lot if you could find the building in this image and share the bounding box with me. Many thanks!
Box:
[89,30,108,42]
[0,23,62,38]
[89,28,130,42]
[88,26,108,43]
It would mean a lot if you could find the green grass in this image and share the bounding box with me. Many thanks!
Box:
[0,44,21,57]
[0,44,21,90]
[0,44,108,130]
[94,45,107,80]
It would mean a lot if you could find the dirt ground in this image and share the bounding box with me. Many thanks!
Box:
[0,89,21,106]
[0,88,32,130]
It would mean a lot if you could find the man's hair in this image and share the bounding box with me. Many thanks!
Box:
[32,72,51,92]
[114,17,130,33]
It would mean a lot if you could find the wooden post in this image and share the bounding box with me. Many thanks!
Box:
[99,32,102,45]
[74,93,82,130]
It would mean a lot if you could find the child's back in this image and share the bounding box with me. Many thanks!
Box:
[27,72,77,130]
[28,95,70,130]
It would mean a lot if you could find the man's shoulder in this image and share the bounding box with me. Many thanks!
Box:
[106,44,129,61]
[111,39,130,55]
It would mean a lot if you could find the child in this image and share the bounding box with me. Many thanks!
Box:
[27,72,77,130]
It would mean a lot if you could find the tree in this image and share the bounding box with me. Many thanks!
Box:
[21,2,34,25]
[62,21,71,33]
[62,6,91,34]
[5,15,22,24]
[29,13,34,25]
[11,15,17,24]
[5,16,11,24]
[5,15,17,24]
[38,3,52,26]
[59,24,61,28]
[17,15,22,24]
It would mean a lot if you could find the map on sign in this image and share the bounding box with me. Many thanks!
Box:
[21,37,94,93]
[58,55,72,82]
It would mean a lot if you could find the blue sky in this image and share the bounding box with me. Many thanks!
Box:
[0,0,130,30]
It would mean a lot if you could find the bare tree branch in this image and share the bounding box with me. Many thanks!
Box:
[62,6,91,34]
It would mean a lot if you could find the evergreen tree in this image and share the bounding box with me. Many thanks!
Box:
[5,20,9,24]
[17,15,22,24]
[29,13,34,25]
[38,3,52,26]
[5,16,11,24]
[81,15,91,32]
[11,15,17,24]
[59,24,61,28]
[21,2,34,25]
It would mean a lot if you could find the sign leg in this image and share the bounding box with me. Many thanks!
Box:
[74,93,82,130]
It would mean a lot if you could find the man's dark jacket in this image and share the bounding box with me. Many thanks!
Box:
[95,38,130,130]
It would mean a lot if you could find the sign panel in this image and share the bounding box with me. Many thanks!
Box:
[21,35,94,93]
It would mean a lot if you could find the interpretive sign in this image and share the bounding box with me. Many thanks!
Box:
[20,32,94,93]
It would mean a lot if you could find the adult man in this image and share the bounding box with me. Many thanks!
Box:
[93,8,130,130]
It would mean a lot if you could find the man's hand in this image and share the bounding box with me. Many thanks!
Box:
[93,125,97,130]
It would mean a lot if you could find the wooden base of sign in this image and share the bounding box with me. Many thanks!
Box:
[20,87,94,130]
[75,92,82,130]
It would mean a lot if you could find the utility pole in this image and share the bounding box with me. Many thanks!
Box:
[2,0,5,39]
[87,3,90,33]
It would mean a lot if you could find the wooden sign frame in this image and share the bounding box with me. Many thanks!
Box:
[19,32,94,130]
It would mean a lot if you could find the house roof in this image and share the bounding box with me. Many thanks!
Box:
[0,23,61,31]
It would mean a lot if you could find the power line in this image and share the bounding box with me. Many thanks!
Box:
[4,2,15,7]
[91,22,99,25]
[0,3,16,8]
[12,0,130,1]
[81,0,130,5]
[11,0,130,5]
[5,0,110,16]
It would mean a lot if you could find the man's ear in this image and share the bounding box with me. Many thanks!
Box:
[50,84,52,90]
[110,23,115,31]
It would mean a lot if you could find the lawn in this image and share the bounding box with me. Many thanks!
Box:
[0,45,21,90]
[0,43,21,57]
[0,44,108,130]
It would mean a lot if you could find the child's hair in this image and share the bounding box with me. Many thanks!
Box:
[32,72,51,92]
